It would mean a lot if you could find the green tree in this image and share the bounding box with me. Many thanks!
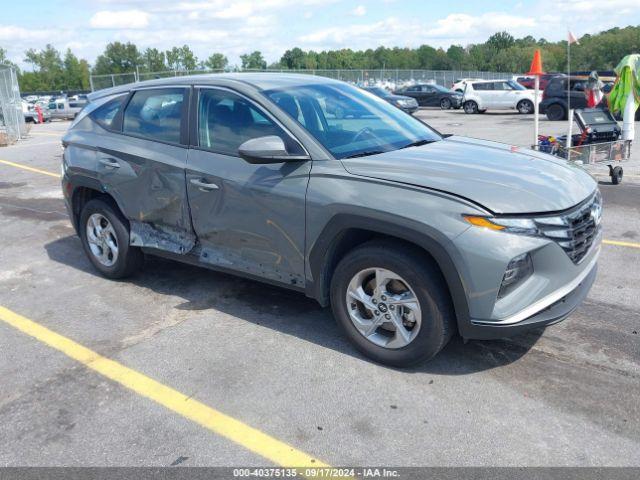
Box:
[240,51,266,69]
[165,45,198,71]
[93,42,141,75]
[281,47,306,69]
[142,48,166,72]
[486,31,516,52]
[203,53,228,70]
[446,45,466,69]
[63,49,89,90]
[0,47,18,70]
[24,44,65,90]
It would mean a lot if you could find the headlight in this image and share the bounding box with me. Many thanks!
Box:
[463,215,538,235]
[396,99,412,106]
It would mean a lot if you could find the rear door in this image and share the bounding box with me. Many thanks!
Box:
[421,85,439,106]
[96,87,194,252]
[185,87,311,286]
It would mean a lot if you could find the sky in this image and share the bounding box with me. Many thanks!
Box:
[1,0,639,69]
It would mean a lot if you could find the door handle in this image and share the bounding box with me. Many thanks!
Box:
[190,178,219,191]
[99,158,120,169]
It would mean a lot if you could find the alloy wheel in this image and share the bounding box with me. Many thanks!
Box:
[345,267,422,349]
[86,213,119,267]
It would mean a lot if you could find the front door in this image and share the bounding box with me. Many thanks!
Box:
[186,87,311,287]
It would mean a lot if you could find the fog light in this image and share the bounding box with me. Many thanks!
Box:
[498,253,533,299]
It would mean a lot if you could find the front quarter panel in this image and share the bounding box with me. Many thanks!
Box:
[305,159,487,328]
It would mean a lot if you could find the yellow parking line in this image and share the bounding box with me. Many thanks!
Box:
[603,239,640,249]
[0,305,328,469]
[0,159,60,178]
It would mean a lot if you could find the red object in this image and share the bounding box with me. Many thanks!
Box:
[527,50,545,76]
[35,105,43,123]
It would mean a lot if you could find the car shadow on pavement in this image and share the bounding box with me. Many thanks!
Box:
[44,234,543,376]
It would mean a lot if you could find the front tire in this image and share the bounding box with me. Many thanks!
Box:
[330,241,455,367]
[440,98,452,110]
[79,198,143,279]
[463,101,479,114]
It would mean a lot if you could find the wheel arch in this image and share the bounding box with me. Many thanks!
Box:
[307,214,470,329]
[67,177,125,233]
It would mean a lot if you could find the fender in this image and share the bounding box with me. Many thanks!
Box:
[306,213,471,332]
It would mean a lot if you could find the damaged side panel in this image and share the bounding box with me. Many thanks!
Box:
[96,135,196,255]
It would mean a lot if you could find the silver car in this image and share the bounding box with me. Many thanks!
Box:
[62,74,601,366]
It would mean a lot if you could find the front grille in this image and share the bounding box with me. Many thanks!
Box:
[534,193,602,264]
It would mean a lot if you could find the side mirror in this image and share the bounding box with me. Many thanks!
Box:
[238,136,310,164]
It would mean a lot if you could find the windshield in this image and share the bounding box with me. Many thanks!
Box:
[264,82,440,159]
[507,80,526,90]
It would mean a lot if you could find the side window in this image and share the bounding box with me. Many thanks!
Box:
[90,95,126,130]
[123,88,185,144]
[472,83,486,91]
[407,85,420,92]
[198,89,302,157]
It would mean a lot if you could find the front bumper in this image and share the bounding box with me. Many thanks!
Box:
[459,252,598,340]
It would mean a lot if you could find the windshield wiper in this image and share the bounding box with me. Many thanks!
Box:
[399,139,436,150]
[344,150,385,159]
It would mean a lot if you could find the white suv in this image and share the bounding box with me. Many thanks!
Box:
[462,80,538,114]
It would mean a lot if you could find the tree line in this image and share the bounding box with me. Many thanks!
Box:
[2,25,638,92]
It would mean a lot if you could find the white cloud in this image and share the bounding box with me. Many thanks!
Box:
[352,5,366,16]
[89,10,150,29]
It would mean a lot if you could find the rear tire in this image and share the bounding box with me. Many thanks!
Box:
[517,99,534,114]
[546,103,566,121]
[463,101,479,114]
[330,240,455,367]
[79,198,143,279]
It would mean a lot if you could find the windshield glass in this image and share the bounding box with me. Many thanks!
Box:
[264,82,440,159]
[507,80,526,90]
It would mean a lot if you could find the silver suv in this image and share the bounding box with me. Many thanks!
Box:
[62,74,601,366]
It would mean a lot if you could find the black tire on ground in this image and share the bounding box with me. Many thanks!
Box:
[330,240,455,367]
[463,101,479,114]
[611,166,623,185]
[440,98,452,110]
[546,103,566,121]
[79,198,144,279]
[517,99,534,114]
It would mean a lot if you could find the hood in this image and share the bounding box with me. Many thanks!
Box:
[386,94,416,102]
[341,136,597,214]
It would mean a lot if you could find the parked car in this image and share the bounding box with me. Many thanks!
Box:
[462,80,538,114]
[62,74,601,366]
[22,100,51,123]
[393,84,462,109]
[48,97,86,120]
[361,86,418,114]
[451,78,482,93]
[516,74,564,90]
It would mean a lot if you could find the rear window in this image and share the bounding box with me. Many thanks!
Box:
[123,88,185,144]
[90,95,126,130]
[472,83,491,90]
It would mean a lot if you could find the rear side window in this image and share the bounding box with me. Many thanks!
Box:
[90,95,126,130]
[473,83,489,90]
[123,88,185,144]
[198,88,302,157]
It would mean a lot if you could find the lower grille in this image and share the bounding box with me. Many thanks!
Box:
[534,192,602,264]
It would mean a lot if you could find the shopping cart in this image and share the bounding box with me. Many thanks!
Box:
[534,108,631,185]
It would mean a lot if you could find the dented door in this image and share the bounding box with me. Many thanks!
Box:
[97,87,195,254]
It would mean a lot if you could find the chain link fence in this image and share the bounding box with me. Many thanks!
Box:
[0,65,26,145]
[90,69,516,92]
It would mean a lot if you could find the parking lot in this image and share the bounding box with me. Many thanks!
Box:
[0,110,639,468]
